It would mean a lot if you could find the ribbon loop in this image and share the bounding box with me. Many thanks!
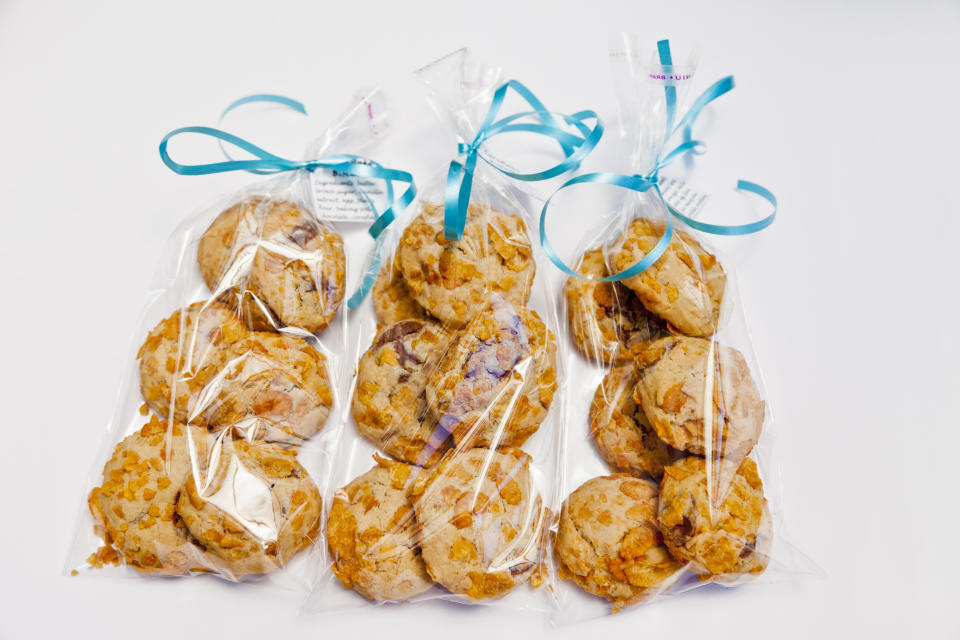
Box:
[158,96,417,309]
[442,80,603,241]
[539,39,776,282]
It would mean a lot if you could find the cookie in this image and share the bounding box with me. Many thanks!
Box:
[410,447,544,599]
[353,320,453,467]
[176,436,322,578]
[87,416,206,575]
[249,201,346,333]
[614,219,726,337]
[198,197,284,331]
[555,475,682,608]
[214,287,283,333]
[202,331,334,443]
[631,336,764,460]
[197,196,261,296]
[198,197,346,333]
[564,248,666,364]
[327,456,434,601]
[371,254,429,327]
[137,301,249,424]
[657,456,771,579]
[397,203,535,327]
[426,295,557,448]
[590,365,685,480]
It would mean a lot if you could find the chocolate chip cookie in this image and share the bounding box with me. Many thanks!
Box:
[426,295,557,448]
[353,320,453,466]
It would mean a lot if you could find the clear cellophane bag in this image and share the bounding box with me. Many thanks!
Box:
[305,50,577,614]
[548,35,817,623]
[65,88,419,592]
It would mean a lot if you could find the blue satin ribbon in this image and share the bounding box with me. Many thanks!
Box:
[158,96,416,309]
[443,80,603,240]
[540,39,777,282]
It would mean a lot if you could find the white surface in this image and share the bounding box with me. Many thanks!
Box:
[1,0,958,638]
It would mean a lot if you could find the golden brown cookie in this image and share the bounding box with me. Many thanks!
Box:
[614,219,726,337]
[371,254,429,327]
[87,416,208,575]
[353,320,453,467]
[198,197,285,331]
[249,201,346,333]
[564,248,666,364]
[425,296,557,448]
[590,365,685,480]
[657,456,771,579]
[397,203,535,327]
[327,456,434,601]
[631,336,764,461]
[202,331,334,443]
[555,475,682,609]
[137,301,249,424]
[409,447,544,599]
[176,436,322,578]
[198,197,346,333]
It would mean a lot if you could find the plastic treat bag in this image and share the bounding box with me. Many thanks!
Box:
[538,37,816,622]
[65,93,416,589]
[304,49,601,612]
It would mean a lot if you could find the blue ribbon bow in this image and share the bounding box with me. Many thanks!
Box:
[443,80,604,240]
[157,94,416,308]
[540,39,777,282]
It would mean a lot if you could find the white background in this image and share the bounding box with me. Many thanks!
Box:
[1,0,958,638]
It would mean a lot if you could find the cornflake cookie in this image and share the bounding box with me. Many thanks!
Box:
[410,447,544,600]
[197,198,287,332]
[353,320,452,467]
[632,336,764,461]
[426,296,557,448]
[565,248,666,364]
[176,437,322,578]
[658,456,771,579]
[198,197,346,333]
[87,416,206,575]
[202,331,334,443]
[397,203,535,327]
[614,219,726,337]
[555,475,682,609]
[138,301,249,424]
[590,365,684,480]
[250,201,345,333]
[197,196,261,296]
[371,254,429,327]
[327,456,433,601]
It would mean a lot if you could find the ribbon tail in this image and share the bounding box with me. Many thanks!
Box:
[444,160,469,241]
[667,179,776,236]
[346,232,389,310]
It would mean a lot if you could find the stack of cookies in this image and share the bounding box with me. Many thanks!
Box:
[329,202,557,602]
[86,196,344,579]
[556,218,772,611]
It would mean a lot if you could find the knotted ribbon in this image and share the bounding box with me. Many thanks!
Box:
[443,80,604,240]
[157,94,416,308]
[540,39,777,282]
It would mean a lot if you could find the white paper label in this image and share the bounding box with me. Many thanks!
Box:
[658,176,708,220]
[309,164,384,223]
